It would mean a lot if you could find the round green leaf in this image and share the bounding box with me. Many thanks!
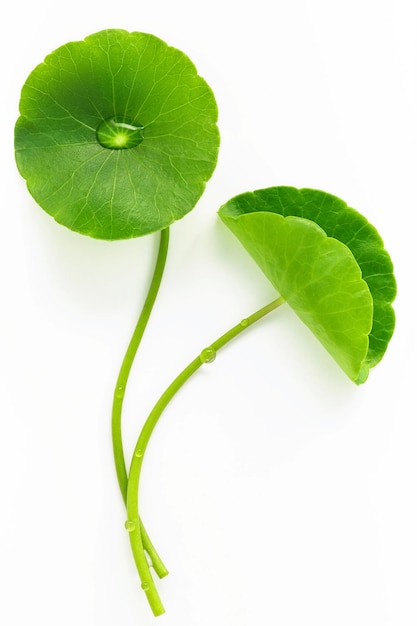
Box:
[15,29,220,240]
[219,187,396,384]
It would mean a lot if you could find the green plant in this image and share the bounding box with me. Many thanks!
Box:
[126,186,396,613]
[15,29,396,618]
[15,28,220,581]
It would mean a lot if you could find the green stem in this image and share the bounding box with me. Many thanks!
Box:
[126,296,286,616]
[112,228,170,578]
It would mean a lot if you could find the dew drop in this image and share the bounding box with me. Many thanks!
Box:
[124,519,137,532]
[134,448,143,458]
[241,318,249,328]
[141,581,150,591]
[200,347,216,364]
[96,116,145,150]
[115,386,124,399]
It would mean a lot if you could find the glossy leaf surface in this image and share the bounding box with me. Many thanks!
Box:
[219,187,396,383]
[15,29,220,240]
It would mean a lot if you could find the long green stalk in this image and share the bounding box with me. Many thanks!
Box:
[125,296,286,615]
[112,228,170,578]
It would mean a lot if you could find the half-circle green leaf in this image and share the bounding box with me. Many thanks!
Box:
[218,187,396,384]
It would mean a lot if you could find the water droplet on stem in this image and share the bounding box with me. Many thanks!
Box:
[200,347,216,364]
[115,386,125,399]
[124,519,137,532]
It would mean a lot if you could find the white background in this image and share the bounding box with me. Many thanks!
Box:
[1,1,416,625]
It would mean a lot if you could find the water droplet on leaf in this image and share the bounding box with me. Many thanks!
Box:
[241,318,249,327]
[96,116,144,150]
[200,347,216,363]
[141,581,150,591]
[135,448,143,458]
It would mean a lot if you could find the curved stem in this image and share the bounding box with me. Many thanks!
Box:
[112,228,169,578]
[126,296,286,615]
